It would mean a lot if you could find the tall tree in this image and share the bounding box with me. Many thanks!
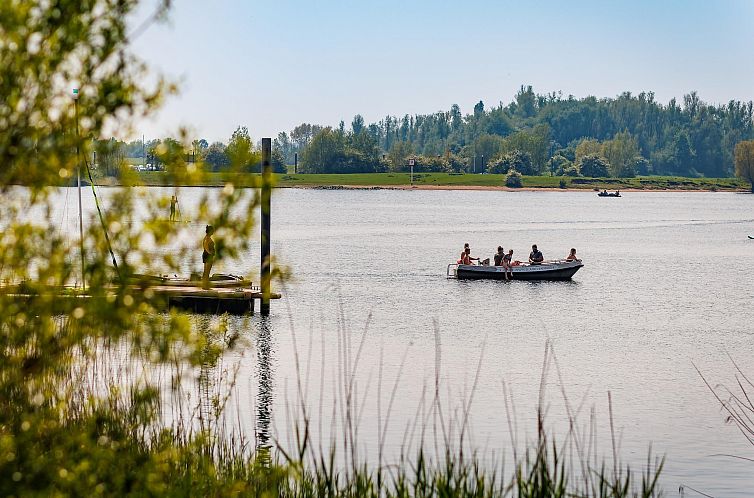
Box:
[94,138,126,177]
[351,114,365,135]
[226,126,257,171]
[205,141,229,171]
[602,131,640,177]
[514,85,537,119]
[734,140,754,192]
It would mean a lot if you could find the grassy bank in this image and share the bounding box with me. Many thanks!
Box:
[134,171,749,191]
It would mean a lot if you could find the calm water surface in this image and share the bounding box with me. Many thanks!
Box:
[59,188,754,496]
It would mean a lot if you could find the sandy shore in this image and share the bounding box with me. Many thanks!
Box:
[294,184,742,193]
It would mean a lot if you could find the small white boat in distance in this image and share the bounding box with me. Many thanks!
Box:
[447,259,583,281]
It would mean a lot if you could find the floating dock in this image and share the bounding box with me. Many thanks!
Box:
[0,282,281,315]
[149,283,281,314]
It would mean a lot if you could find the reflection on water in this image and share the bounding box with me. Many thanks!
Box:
[255,317,273,451]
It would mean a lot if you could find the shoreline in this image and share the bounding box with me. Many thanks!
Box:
[278,184,748,193]
[106,172,752,192]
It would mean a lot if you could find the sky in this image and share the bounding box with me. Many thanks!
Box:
[128,0,754,143]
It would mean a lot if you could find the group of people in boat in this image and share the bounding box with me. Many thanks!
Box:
[457,243,579,280]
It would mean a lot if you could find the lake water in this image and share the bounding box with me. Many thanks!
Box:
[52,187,754,495]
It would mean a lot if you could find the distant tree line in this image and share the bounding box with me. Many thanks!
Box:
[96,127,286,176]
[279,87,754,177]
[108,87,754,179]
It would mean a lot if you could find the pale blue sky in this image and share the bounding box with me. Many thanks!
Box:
[130,0,754,143]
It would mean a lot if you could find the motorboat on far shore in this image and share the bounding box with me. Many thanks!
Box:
[447,259,583,281]
[597,190,621,197]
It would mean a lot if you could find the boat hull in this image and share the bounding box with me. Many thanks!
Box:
[452,261,583,281]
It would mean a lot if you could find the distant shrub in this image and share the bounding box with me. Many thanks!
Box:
[562,165,580,177]
[548,154,572,175]
[559,179,567,188]
[486,156,510,174]
[489,150,533,175]
[578,154,610,177]
[506,169,523,188]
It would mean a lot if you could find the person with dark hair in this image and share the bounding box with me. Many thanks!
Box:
[529,244,544,264]
[566,248,580,261]
[202,225,216,287]
[494,246,505,266]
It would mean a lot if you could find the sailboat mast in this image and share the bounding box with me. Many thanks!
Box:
[73,88,85,290]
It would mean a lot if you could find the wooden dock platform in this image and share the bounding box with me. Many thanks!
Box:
[0,282,281,315]
[150,284,281,314]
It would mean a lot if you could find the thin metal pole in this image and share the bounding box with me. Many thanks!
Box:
[260,138,272,315]
[75,98,85,290]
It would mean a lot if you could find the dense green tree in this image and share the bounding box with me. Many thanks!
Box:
[351,114,365,135]
[602,131,641,177]
[388,141,415,171]
[471,134,504,172]
[94,138,126,177]
[734,140,754,192]
[450,104,463,132]
[502,124,550,174]
[634,156,652,175]
[548,154,572,176]
[473,100,485,118]
[300,127,385,173]
[578,154,610,177]
[226,126,258,171]
[274,132,295,164]
[205,141,229,171]
[574,138,603,164]
[447,153,468,173]
[562,164,580,177]
[485,106,514,137]
[300,128,343,173]
[488,150,533,175]
[271,147,287,173]
[514,85,537,119]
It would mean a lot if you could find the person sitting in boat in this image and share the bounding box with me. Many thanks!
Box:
[529,244,544,264]
[503,249,520,278]
[499,247,512,280]
[202,225,216,287]
[458,243,479,265]
[602,189,608,195]
[494,246,505,266]
[566,248,580,261]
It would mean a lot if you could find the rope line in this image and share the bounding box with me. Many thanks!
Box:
[83,158,121,282]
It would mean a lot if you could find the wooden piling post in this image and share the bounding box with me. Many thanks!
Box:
[260,138,272,315]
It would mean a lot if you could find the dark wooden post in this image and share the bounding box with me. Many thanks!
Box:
[260,138,272,315]
[294,152,298,174]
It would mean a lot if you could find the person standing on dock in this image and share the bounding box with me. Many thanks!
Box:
[202,225,216,287]
[170,195,178,221]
